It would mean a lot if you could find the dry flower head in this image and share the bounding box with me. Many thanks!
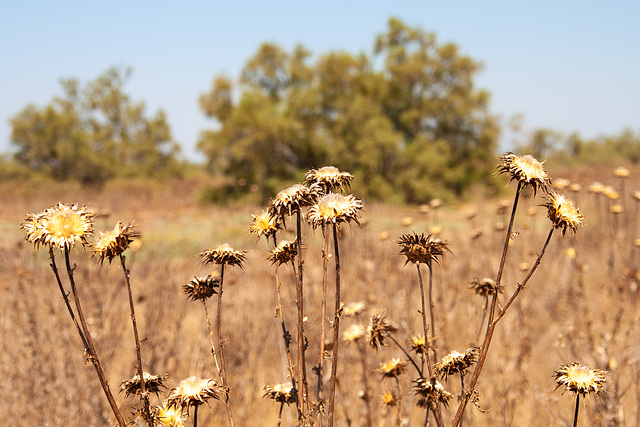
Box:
[305,166,353,193]
[249,210,281,241]
[435,348,480,380]
[166,377,225,412]
[263,382,296,404]
[157,404,186,426]
[307,193,363,228]
[342,324,365,342]
[22,203,94,249]
[267,240,298,267]
[342,301,366,317]
[183,275,220,302]
[543,192,584,236]
[382,390,399,408]
[199,243,247,268]
[397,232,449,266]
[92,222,138,264]
[497,152,551,195]
[120,372,167,397]
[614,166,630,178]
[470,277,502,297]
[414,377,452,408]
[367,313,397,350]
[411,335,427,355]
[379,358,407,378]
[554,363,607,397]
[269,183,318,219]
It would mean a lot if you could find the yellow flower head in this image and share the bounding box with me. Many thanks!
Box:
[554,363,607,397]
[267,240,298,267]
[613,166,630,178]
[166,377,225,412]
[249,210,280,241]
[22,203,93,250]
[263,382,296,404]
[157,404,186,426]
[543,192,584,236]
[411,335,427,355]
[379,358,407,379]
[305,166,353,193]
[382,390,399,408]
[307,193,363,229]
[497,152,551,195]
[199,243,247,268]
[397,233,449,266]
[92,222,138,264]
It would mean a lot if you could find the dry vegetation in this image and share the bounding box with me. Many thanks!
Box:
[2,161,639,426]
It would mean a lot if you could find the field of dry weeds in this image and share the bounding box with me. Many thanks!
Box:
[1,163,639,426]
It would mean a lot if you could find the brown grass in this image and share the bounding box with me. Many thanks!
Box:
[2,165,639,426]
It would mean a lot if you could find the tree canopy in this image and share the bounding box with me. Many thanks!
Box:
[10,67,182,184]
[198,18,499,203]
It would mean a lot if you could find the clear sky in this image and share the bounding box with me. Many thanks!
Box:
[1,1,638,161]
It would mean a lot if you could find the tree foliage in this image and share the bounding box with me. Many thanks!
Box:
[10,67,181,184]
[198,18,499,203]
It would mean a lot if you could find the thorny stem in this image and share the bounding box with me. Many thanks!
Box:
[63,247,126,427]
[388,335,423,378]
[427,261,437,364]
[394,376,403,427]
[317,225,330,427]
[119,254,149,421]
[194,404,199,427]
[217,264,236,427]
[573,394,580,427]
[277,401,284,427]
[295,207,309,418]
[203,301,222,378]
[451,181,522,427]
[274,266,298,411]
[328,223,341,427]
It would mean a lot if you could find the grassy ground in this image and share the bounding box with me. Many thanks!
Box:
[1,165,639,426]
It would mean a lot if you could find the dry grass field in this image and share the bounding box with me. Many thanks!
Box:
[2,162,639,426]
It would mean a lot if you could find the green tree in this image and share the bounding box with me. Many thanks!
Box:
[198,18,499,203]
[10,67,181,184]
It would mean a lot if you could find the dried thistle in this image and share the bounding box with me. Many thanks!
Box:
[614,166,630,178]
[378,358,407,379]
[199,243,247,268]
[414,377,452,408]
[543,192,584,236]
[263,382,297,404]
[269,183,319,219]
[342,301,366,317]
[166,377,225,412]
[397,232,449,266]
[554,363,607,398]
[157,404,186,426]
[367,313,397,350]
[92,222,138,264]
[382,390,399,408]
[434,348,480,380]
[266,240,298,267]
[182,275,220,302]
[342,324,365,343]
[307,193,363,228]
[470,277,503,297]
[305,166,353,193]
[22,203,94,249]
[120,372,167,398]
[410,335,427,355]
[497,152,551,195]
[249,210,281,241]
[129,407,160,427]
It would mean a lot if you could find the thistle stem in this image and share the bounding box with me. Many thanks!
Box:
[202,301,222,378]
[274,266,298,404]
[317,225,330,427]
[295,207,309,417]
[328,223,342,427]
[217,264,235,427]
[573,394,580,427]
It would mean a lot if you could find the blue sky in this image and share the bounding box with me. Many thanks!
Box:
[1,1,639,161]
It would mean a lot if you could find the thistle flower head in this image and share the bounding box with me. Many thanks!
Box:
[367,313,397,350]
[397,233,449,266]
[614,166,630,178]
[307,193,363,229]
[157,404,186,426]
[378,358,407,378]
[263,382,296,404]
[269,183,319,219]
[434,348,480,380]
[382,390,399,408]
[249,210,280,241]
[22,203,93,250]
[92,222,138,264]
[304,166,353,193]
[342,324,365,343]
[199,243,247,268]
[120,372,167,398]
[410,335,427,355]
[543,192,584,236]
[414,377,452,408]
[129,407,160,427]
[470,277,503,297]
[342,301,366,317]
[267,240,298,267]
[183,275,220,302]
[166,377,225,412]
[497,152,551,195]
[554,363,607,397]
[588,182,605,194]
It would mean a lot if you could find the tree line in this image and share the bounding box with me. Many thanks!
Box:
[4,18,638,202]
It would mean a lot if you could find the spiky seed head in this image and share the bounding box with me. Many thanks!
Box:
[614,166,630,178]
[22,203,94,250]
[166,377,225,412]
[269,183,319,219]
[129,407,160,427]
[382,390,399,408]
[92,222,138,264]
[411,335,427,355]
[249,210,280,241]
[379,358,407,379]
[342,324,365,343]
[199,243,247,268]
[554,363,607,397]
[120,372,167,398]
[267,240,298,267]
[470,277,503,297]
[497,152,551,195]
[367,313,397,350]
[414,377,452,408]
[157,404,186,426]
[434,348,480,380]
[263,382,296,404]
[342,301,366,317]
[305,166,354,193]
[307,193,363,229]
[183,275,220,302]
[397,232,449,266]
[543,192,584,236]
